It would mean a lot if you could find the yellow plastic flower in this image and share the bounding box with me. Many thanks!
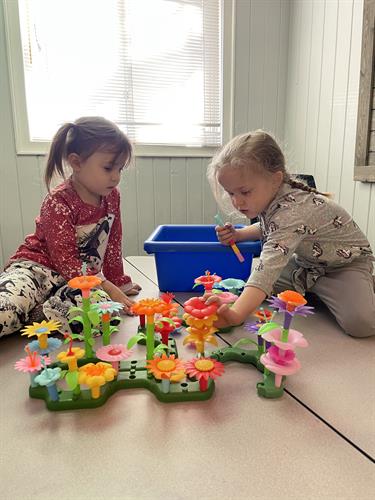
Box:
[78,362,117,399]
[147,353,185,382]
[183,313,218,329]
[21,320,61,349]
[183,326,218,354]
[57,347,85,371]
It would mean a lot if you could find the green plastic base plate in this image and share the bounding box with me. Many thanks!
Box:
[211,346,284,399]
[28,338,214,411]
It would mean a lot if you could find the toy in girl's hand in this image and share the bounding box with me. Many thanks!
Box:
[214,214,245,263]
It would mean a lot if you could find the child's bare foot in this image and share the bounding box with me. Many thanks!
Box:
[126,283,142,296]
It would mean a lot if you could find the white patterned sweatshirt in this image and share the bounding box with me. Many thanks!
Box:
[247,183,374,295]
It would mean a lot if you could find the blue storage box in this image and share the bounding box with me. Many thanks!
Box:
[144,224,261,292]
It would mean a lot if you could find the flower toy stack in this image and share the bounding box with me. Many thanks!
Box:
[211,290,313,398]
[183,296,219,356]
[193,272,242,333]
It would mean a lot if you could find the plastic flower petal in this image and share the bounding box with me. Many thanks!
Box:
[34,366,62,386]
[68,275,102,292]
[57,347,85,364]
[96,344,133,363]
[261,328,309,350]
[15,350,51,373]
[213,278,246,292]
[260,352,301,387]
[194,271,222,291]
[214,291,238,304]
[91,301,124,315]
[27,337,62,355]
[267,345,295,366]
[183,313,217,329]
[78,362,117,387]
[131,298,171,317]
[185,357,224,390]
[183,297,218,318]
[267,291,314,316]
[147,353,185,382]
[21,320,61,337]
[253,308,273,322]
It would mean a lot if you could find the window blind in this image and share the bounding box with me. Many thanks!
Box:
[18,0,223,147]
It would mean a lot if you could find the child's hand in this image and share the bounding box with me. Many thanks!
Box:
[204,293,243,328]
[215,222,237,245]
[101,280,135,315]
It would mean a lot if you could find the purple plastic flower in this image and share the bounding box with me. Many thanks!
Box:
[267,296,314,317]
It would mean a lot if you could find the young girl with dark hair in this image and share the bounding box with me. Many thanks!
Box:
[0,116,140,336]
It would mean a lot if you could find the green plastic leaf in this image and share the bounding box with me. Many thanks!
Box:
[66,371,79,390]
[233,338,258,349]
[69,315,83,324]
[127,333,146,349]
[153,343,169,354]
[71,333,84,341]
[258,322,280,334]
[109,326,119,334]
[88,310,100,326]
[88,337,95,347]
[60,370,68,379]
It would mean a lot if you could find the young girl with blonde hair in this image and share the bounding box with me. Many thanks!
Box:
[0,116,140,336]
[207,130,375,337]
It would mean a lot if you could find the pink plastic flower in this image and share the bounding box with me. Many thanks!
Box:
[261,328,308,351]
[14,349,50,373]
[267,345,295,366]
[215,291,238,304]
[260,352,301,387]
[96,344,133,370]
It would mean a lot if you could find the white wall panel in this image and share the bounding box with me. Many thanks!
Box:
[284,0,374,249]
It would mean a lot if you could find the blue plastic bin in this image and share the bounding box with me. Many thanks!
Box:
[144,225,261,292]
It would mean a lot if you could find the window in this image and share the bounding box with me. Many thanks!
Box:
[354,0,375,182]
[4,0,233,156]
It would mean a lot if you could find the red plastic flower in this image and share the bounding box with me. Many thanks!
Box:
[183,297,218,319]
[185,357,224,391]
[194,271,222,291]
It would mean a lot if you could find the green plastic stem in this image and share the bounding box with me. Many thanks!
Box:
[82,296,94,358]
[102,320,110,346]
[146,317,155,360]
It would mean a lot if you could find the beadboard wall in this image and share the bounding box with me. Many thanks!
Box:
[1,0,374,270]
[284,0,374,249]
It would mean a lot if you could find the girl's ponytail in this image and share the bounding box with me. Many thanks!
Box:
[284,174,331,198]
[44,122,75,191]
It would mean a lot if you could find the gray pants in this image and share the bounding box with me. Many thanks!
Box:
[274,258,375,338]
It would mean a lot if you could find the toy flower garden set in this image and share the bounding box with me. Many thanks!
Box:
[15,268,313,411]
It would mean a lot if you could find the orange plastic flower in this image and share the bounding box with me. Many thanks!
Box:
[147,353,185,382]
[254,309,273,322]
[68,275,102,292]
[277,290,307,312]
[131,298,170,317]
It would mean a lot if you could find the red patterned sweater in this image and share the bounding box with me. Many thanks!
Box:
[8,179,131,287]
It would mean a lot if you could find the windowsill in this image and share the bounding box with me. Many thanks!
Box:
[354,165,375,182]
[14,143,219,158]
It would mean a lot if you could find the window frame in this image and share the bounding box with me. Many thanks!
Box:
[4,0,234,157]
[354,0,375,182]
